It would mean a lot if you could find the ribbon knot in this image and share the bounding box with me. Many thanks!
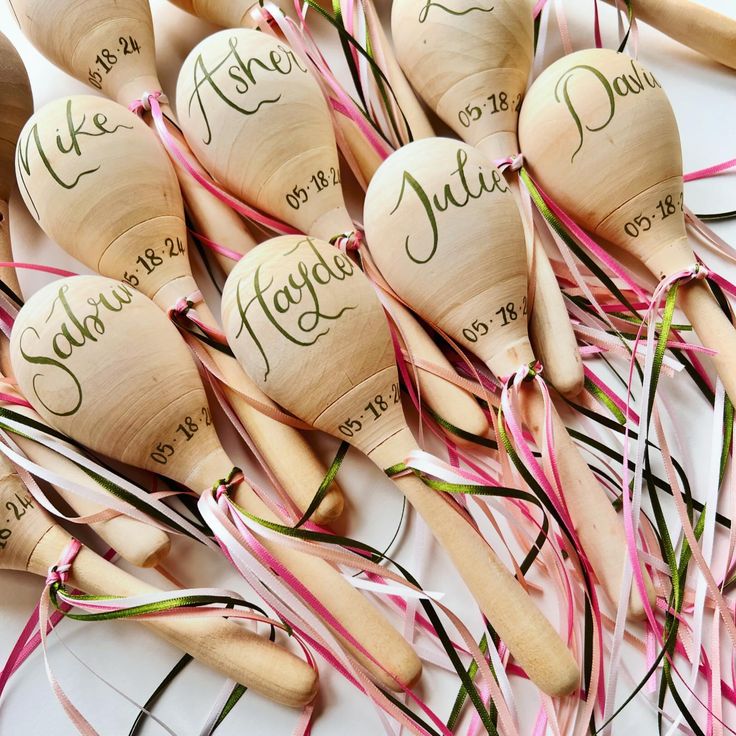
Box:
[330,230,363,253]
[45,538,81,588]
[688,263,710,281]
[128,90,168,115]
[167,290,203,320]
[493,153,524,172]
[507,360,543,387]
[213,467,243,501]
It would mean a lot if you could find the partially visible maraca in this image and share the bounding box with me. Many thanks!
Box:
[0,451,318,707]
[10,274,422,691]
[221,235,581,697]
[15,92,344,525]
[176,28,490,441]
[390,0,583,398]
[363,138,655,617]
[519,48,736,405]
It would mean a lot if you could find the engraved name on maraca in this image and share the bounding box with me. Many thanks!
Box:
[556,59,661,162]
[390,147,508,263]
[187,36,308,145]
[418,1,495,22]
[18,282,135,416]
[15,99,133,217]
[234,238,357,380]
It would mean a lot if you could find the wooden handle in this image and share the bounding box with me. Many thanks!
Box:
[369,429,579,697]
[5,400,171,568]
[678,278,736,403]
[506,177,584,399]
[519,385,656,618]
[227,482,423,692]
[602,0,736,70]
[27,524,318,708]
[385,295,492,443]
[0,199,20,297]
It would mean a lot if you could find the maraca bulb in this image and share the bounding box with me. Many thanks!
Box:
[10,0,160,105]
[167,0,260,27]
[0,32,33,202]
[11,276,222,489]
[221,236,406,455]
[391,0,533,159]
[364,138,531,376]
[15,95,192,304]
[176,29,349,238]
[519,48,690,278]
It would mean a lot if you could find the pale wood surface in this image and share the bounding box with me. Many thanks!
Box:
[221,235,581,696]
[9,274,421,692]
[363,138,653,615]
[0,452,318,707]
[520,48,736,405]
[602,0,736,70]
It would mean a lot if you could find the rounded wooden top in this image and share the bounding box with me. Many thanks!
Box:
[10,275,224,488]
[15,95,193,303]
[519,48,690,277]
[176,29,352,240]
[10,0,162,105]
[221,236,408,455]
[391,0,533,159]
[364,138,533,378]
[0,32,33,203]
[167,0,262,28]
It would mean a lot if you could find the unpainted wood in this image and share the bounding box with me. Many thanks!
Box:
[362,138,654,615]
[602,0,736,70]
[10,274,421,692]
[221,235,581,697]
[519,48,736,404]
[167,0,262,27]
[15,94,343,524]
[0,453,317,706]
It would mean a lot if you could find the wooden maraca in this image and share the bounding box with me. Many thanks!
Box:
[175,28,489,442]
[390,0,583,399]
[602,0,736,70]
[0,33,170,568]
[10,274,422,692]
[15,93,344,526]
[221,235,581,697]
[519,48,736,405]
[362,138,655,618]
[0,452,318,707]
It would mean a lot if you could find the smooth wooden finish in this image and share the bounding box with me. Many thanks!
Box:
[362,138,654,617]
[520,48,736,405]
[0,454,317,707]
[14,93,343,525]
[221,235,581,697]
[602,0,736,70]
[175,29,490,438]
[167,0,262,27]
[10,275,421,692]
[389,0,583,398]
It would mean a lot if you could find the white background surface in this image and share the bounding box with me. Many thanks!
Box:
[0,1,735,734]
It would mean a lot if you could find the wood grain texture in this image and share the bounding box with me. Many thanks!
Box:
[0,452,317,707]
[175,27,490,439]
[519,48,736,404]
[221,235,581,697]
[363,138,654,616]
[602,0,736,70]
[10,274,421,692]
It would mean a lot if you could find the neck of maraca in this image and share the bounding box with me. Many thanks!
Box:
[476,131,521,166]
[485,336,536,382]
[366,425,419,472]
[114,74,167,111]
[640,236,695,281]
[309,207,356,243]
[152,274,203,315]
[180,441,239,496]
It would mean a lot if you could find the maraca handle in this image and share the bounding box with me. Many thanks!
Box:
[528,232,584,398]
[678,279,736,403]
[385,295,492,442]
[0,200,20,298]
[603,0,736,70]
[28,523,318,708]
[519,386,656,618]
[369,430,579,697]
[5,402,170,568]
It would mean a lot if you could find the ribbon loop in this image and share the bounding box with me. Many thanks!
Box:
[330,230,363,253]
[505,360,544,387]
[128,90,169,115]
[213,467,243,501]
[45,538,82,588]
